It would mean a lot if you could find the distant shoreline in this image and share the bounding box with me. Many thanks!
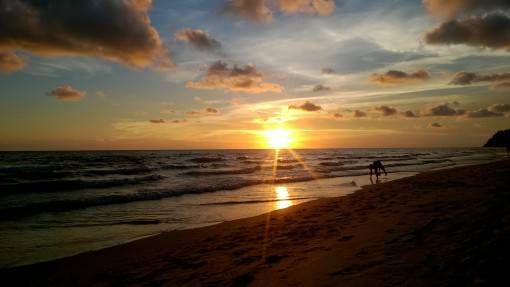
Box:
[0,146,496,152]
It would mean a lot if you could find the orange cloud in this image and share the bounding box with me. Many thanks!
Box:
[277,0,335,16]
[187,61,283,94]
[370,70,430,84]
[47,85,86,102]
[175,29,221,50]
[223,0,335,22]
[0,51,25,73]
[223,0,273,22]
[0,0,171,69]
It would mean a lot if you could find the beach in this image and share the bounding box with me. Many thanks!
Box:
[3,159,510,286]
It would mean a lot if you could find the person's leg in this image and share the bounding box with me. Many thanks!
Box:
[381,166,387,175]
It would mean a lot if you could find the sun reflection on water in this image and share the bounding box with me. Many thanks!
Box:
[275,186,291,209]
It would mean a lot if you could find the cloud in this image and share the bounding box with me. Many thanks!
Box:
[333,113,343,118]
[490,82,510,91]
[187,108,220,116]
[0,51,25,73]
[223,0,335,22]
[187,61,283,94]
[374,105,398,116]
[329,38,435,75]
[425,13,510,50]
[430,122,442,128]
[489,104,510,113]
[423,0,510,19]
[321,67,335,74]
[0,0,171,69]
[289,101,323,112]
[223,0,273,22]
[47,85,86,102]
[175,29,221,51]
[370,70,430,84]
[425,103,466,116]
[171,119,187,124]
[450,72,510,86]
[149,119,165,123]
[466,108,504,118]
[403,110,419,118]
[277,0,335,16]
[312,84,331,92]
[354,110,367,118]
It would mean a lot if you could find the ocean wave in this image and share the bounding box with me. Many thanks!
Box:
[188,157,225,163]
[81,166,153,176]
[0,174,165,196]
[180,166,261,176]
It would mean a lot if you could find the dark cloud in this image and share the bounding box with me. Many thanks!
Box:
[0,51,25,73]
[403,110,419,118]
[0,0,171,69]
[450,71,510,85]
[333,113,343,118]
[289,101,323,112]
[425,103,466,116]
[466,108,504,118]
[354,110,367,118]
[187,61,283,94]
[425,13,510,50]
[321,67,335,74]
[370,70,430,84]
[171,119,187,124]
[223,0,335,22]
[47,85,86,102]
[490,82,510,91]
[375,105,398,116]
[423,0,510,19]
[187,108,220,116]
[175,29,221,51]
[489,104,510,113]
[149,119,165,124]
[430,122,442,128]
[312,84,331,92]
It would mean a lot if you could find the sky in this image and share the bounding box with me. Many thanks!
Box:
[0,0,509,150]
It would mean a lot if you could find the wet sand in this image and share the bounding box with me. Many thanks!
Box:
[3,160,510,286]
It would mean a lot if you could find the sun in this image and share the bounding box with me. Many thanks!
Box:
[264,129,292,149]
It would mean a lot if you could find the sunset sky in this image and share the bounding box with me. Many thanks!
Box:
[0,0,509,150]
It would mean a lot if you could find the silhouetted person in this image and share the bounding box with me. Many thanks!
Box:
[369,160,387,179]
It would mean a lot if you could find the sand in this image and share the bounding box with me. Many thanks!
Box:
[3,160,510,286]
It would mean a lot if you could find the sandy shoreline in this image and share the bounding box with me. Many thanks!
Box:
[3,160,510,286]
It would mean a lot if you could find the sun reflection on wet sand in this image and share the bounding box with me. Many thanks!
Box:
[275,186,291,209]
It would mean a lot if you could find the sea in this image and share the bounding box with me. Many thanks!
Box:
[0,148,506,268]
